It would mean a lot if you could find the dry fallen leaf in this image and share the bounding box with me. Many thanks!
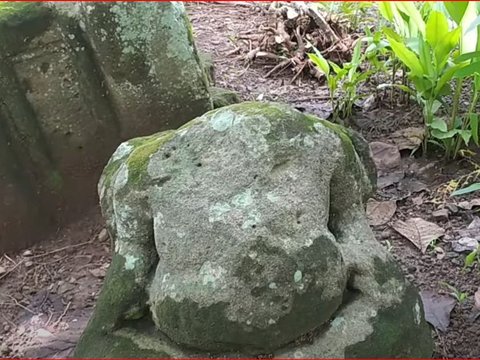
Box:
[369,141,401,173]
[420,291,456,332]
[392,217,445,253]
[457,216,480,240]
[457,198,480,210]
[377,170,405,189]
[397,178,428,194]
[474,288,480,310]
[434,246,445,260]
[89,268,106,279]
[367,199,397,226]
[286,7,299,19]
[411,194,425,206]
[391,127,425,151]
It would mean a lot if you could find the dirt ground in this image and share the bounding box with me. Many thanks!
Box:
[1,2,480,358]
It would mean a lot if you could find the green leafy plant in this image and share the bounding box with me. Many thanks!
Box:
[316,2,374,30]
[465,246,479,268]
[308,41,371,121]
[452,182,480,196]
[378,2,480,159]
[439,281,469,303]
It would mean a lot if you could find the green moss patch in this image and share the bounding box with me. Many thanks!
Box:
[126,131,175,185]
[0,2,52,57]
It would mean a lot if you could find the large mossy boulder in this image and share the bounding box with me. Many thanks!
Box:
[75,102,433,358]
[78,2,212,137]
[0,2,212,251]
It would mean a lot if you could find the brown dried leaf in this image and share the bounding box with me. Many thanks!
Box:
[366,199,397,226]
[457,198,480,210]
[420,291,456,332]
[397,178,428,194]
[434,246,445,260]
[369,141,401,173]
[392,217,445,253]
[89,268,106,279]
[412,195,425,206]
[391,127,425,151]
[377,170,405,189]
[475,288,480,310]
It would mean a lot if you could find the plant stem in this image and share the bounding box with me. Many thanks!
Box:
[450,78,463,130]
[445,78,464,159]
[391,57,396,105]
[423,98,435,156]
[453,88,479,158]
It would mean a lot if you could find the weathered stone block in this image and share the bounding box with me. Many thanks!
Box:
[210,86,241,108]
[79,2,212,138]
[0,2,212,251]
[75,102,433,358]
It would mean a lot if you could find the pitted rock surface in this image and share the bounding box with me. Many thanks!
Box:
[75,102,433,358]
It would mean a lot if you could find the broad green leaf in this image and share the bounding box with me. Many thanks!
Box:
[432,100,442,114]
[431,128,458,139]
[453,60,480,78]
[379,2,394,22]
[430,117,448,132]
[454,116,463,128]
[470,113,479,145]
[328,77,338,93]
[435,27,462,68]
[465,15,480,35]
[330,62,342,75]
[411,76,432,96]
[477,16,480,52]
[386,36,424,77]
[418,35,433,76]
[465,248,478,267]
[397,2,426,36]
[391,4,411,37]
[458,129,472,145]
[475,73,480,90]
[406,38,420,54]
[431,2,449,18]
[426,11,450,48]
[382,27,402,43]
[451,183,480,196]
[460,2,479,54]
[420,2,433,19]
[307,53,329,76]
[435,63,465,95]
[444,1,469,25]
[455,50,480,63]
[351,41,362,66]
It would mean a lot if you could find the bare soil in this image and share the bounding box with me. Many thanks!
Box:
[1,2,480,358]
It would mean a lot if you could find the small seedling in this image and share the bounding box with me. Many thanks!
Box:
[465,245,479,268]
[386,240,394,252]
[439,281,469,303]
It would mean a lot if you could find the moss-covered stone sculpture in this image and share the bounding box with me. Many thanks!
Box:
[0,2,213,251]
[74,102,433,358]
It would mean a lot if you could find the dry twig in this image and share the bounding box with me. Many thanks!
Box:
[53,301,71,328]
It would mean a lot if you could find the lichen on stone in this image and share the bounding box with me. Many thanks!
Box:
[77,101,432,358]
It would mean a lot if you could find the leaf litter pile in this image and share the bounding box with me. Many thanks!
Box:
[238,2,359,82]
